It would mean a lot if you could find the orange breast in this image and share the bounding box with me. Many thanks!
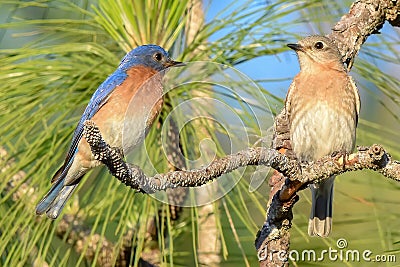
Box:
[77,66,164,166]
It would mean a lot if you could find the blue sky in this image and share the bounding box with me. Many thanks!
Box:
[204,0,309,100]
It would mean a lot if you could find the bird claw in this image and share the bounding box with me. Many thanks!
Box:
[331,150,349,168]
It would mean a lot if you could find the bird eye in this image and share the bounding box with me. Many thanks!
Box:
[314,41,324,49]
[153,53,163,62]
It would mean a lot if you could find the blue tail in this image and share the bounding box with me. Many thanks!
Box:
[36,161,82,219]
[35,179,79,219]
[46,184,78,219]
[36,178,64,215]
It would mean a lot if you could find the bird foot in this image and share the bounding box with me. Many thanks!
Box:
[331,150,349,168]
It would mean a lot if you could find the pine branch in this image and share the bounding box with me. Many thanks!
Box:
[83,120,297,193]
[83,119,400,195]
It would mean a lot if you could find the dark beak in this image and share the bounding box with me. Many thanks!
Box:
[287,43,303,51]
[165,60,186,68]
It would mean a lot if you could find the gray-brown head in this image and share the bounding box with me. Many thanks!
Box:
[287,35,345,72]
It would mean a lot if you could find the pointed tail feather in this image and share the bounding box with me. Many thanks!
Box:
[46,184,78,219]
[308,176,335,237]
[36,160,83,219]
[36,179,80,219]
[35,178,65,216]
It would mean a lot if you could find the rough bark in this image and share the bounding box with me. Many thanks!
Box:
[329,0,400,69]
[83,121,400,190]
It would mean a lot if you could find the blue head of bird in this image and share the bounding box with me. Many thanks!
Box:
[118,45,184,72]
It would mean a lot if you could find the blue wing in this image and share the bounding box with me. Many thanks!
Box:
[53,69,127,183]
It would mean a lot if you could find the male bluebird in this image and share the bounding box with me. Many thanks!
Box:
[285,36,360,237]
[36,45,183,219]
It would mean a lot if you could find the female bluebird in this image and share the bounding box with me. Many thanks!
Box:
[36,45,183,219]
[286,36,360,237]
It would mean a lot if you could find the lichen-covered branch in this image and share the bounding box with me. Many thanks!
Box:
[83,120,400,193]
[83,120,296,193]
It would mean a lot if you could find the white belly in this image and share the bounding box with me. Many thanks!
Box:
[290,102,356,162]
[121,111,148,154]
